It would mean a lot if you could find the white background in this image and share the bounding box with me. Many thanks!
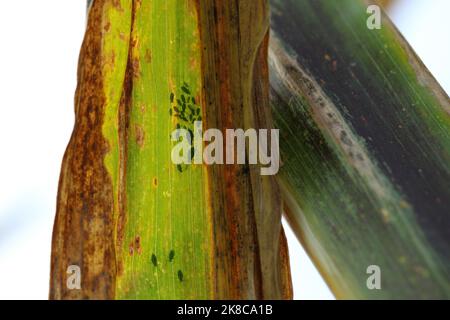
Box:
[0,0,448,299]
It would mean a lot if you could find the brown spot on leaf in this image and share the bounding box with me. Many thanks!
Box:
[145,49,152,63]
[129,241,134,256]
[189,56,197,70]
[132,57,141,79]
[131,36,138,48]
[134,236,142,255]
[112,0,124,12]
[117,261,124,276]
[106,51,116,68]
[104,21,111,33]
[135,125,145,148]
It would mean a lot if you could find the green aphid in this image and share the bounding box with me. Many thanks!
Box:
[170,92,174,103]
[177,270,184,282]
[177,164,183,173]
[181,86,190,95]
[169,250,175,262]
[151,254,158,267]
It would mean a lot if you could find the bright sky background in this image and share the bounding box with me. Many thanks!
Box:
[0,0,448,300]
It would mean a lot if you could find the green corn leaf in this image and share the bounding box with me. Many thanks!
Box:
[50,0,292,300]
[270,0,450,299]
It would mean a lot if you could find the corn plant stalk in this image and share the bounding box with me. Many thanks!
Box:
[50,0,292,300]
[270,0,450,299]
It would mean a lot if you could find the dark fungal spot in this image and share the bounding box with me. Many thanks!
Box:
[340,131,353,146]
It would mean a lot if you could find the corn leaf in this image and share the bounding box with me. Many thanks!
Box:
[50,0,292,300]
[270,0,450,299]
